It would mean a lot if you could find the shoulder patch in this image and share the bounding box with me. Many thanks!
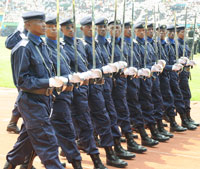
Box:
[11,39,29,55]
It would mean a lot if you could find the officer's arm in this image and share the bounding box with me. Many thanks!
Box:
[16,47,49,90]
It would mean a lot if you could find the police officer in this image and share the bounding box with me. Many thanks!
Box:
[80,16,129,168]
[124,21,160,147]
[134,22,169,142]
[60,18,108,169]
[96,17,144,154]
[146,23,173,138]
[176,25,198,129]
[4,11,65,169]
[159,25,187,132]
[5,17,29,134]
[45,16,83,169]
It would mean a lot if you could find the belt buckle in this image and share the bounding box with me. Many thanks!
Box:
[46,88,52,96]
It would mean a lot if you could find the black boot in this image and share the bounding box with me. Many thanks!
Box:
[105,147,128,168]
[138,127,159,147]
[186,111,200,126]
[113,137,135,159]
[71,160,83,169]
[90,154,107,169]
[3,161,16,169]
[163,114,170,123]
[120,137,126,143]
[7,115,20,134]
[148,123,170,142]
[169,116,187,132]
[157,120,174,138]
[19,151,36,169]
[180,113,197,130]
[124,133,147,153]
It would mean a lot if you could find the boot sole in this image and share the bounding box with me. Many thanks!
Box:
[106,161,128,168]
[127,147,147,154]
[170,128,187,132]
[116,154,135,160]
[142,142,159,147]
[6,128,20,134]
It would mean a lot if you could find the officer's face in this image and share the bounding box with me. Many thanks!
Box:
[135,28,145,38]
[177,30,184,39]
[168,30,175,39]
[45,24,57,40]
[158,29,167,40]
[147,27,153,38]
[27,19,46,36]
[96,25,107,37]
[124,25,132,38]
[109,25,121,38]
[81,25,92,37]
[61,24,74,38]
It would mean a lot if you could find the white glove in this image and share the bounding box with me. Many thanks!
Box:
[49,76,64,87]
[79,71,91,80]
[186,60,196,66]
[137,69,144,77]
[143,68,151,77]
[102,65,112,74]
[58,76,68,85]
[123,68,130,76]
[68,73,83,83]
[151,64,162,73]
[108,63,119,72]
[180,56,190,64]
[172,63,183,71]
[157,60,166,68]
[117,61,128,69]
[128,67,138,76]
[91,69,102,79]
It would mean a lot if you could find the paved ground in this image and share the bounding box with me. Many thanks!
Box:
[0,88,200,169]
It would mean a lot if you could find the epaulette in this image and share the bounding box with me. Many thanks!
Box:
[11,38,29,55]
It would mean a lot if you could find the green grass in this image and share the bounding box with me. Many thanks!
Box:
[0,37,199,100]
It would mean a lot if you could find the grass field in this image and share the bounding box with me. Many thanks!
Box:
[0,37,199,100]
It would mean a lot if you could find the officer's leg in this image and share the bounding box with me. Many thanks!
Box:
[103,77,136,158]
[89,84,127,168]
[152,76,173,138]
[179,71,198,129]
[7,101,21,134]
[71,86,106,169]
[50,92,82,168]
[18,93,64,169]
[140,78,169,142]
[160,73,187,132]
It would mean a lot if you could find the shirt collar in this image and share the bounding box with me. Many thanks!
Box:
[97,35,106,45]
[64,36,74,46]
[168,38,175,44]
[84,36,92,44]
[124,37,131,44]
[147,36,153,43]
[28,32,42,46]
[161,39,166,45]
[178,38,184,44]
[136,36,145,44]
[46,37,57,49]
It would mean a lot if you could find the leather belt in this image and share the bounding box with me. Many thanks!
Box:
[21,88,54,96]
[119,74,127,78]
[89,78,105,85]
[183,66,190,72]
[103,73,113,78]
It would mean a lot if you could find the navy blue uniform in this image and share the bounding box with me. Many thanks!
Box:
[84,36,114,147]
[166,38,186,115]
[159,38,176,117]
[46,38,81,163]
[7,33,64,169]
[62,36,99,155]
[110,37,132,134]
[177,38,191,114]
[147,37,164,121]
[97,35,122,138]
[125,37,145,127]
[136,37,155,124]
